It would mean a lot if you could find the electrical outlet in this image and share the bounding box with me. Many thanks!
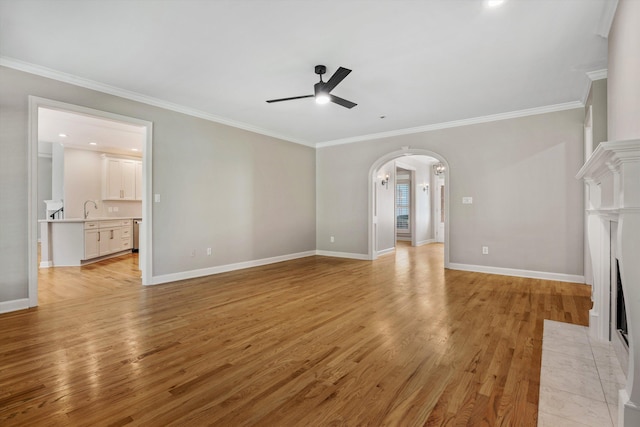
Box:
[482,246,489,255]
[207,248,212,256]
[330,236,335,243]
[108,207,113,213]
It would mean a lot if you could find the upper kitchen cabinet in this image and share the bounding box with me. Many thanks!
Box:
[102,156,140,201]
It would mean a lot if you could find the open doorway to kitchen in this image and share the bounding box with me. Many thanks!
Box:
[28,97,153,307]
[369,148,449,267]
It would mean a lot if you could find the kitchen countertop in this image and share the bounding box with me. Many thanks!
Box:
[39,217,138,223]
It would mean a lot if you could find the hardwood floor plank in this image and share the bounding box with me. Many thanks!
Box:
[1,243,591,425]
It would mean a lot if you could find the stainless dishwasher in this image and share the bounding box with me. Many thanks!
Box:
[133,219,142,253]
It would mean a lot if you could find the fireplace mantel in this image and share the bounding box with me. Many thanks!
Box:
[577,138,640,426]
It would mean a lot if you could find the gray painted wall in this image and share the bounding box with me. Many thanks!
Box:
[375,160,396,252]
[585,78,608,151]
[317,108,585,276]
[0,66,316,302]
[608,0,640,142]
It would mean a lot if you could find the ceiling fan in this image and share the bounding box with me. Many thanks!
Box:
[266,65,357,109]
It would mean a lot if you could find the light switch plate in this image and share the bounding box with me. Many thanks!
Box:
[154,194,160,203]
[462,197,473,204]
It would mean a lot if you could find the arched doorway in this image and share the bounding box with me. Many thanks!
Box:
[367,148,450,267]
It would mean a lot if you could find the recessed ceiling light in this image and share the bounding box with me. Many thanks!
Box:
[486,0,505,8]
[58,133,67,138]
[89,142,97,146]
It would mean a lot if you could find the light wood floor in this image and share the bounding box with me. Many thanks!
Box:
[1,243,591,426]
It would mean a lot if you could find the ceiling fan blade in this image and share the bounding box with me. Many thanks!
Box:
[330,95,357,109]
[323,67,352,93]
[266,94,314,103]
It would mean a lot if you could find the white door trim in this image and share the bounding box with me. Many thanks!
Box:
[436,177,445,243]
[368,148,450,267]
[27,96,154,307]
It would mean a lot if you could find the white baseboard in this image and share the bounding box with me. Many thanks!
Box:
[416,239,436,246]
[315,250,370,260]
[396,236,411,242]
[0,298,30,314]
[447,263,585,283]
[39,261,53,268]
[619,389,640,427]
[149,250,316,286]
[377,247,395,256]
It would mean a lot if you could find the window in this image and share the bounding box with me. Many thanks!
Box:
[396,182,410,231]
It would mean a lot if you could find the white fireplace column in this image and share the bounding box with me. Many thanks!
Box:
[577,139,640,427]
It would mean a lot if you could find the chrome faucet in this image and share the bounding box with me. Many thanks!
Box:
[84,200,98,219]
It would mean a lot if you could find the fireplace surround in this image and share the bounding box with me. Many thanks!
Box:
[577,138,640,426]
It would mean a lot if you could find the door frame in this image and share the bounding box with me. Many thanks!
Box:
[368,148,449,266]
[27,96,154,306]
[435,176,445,243]
[394,161,417,247]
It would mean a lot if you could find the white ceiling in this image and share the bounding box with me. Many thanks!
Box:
[38,108,145,155]
[0,0,612,146]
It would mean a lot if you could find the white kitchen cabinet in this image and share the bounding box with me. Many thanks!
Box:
[83,219,132,261]
[121,219,132,249]
[102,157,140,201]
[108,227,123,253]
[84,229,100,259]
[98,229,111,255]
[41,218,135,267]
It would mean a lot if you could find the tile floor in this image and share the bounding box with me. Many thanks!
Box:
[538,320,627,427]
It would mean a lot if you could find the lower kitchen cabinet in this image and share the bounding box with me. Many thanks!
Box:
[40,218,135,267]
[83,220,133,261]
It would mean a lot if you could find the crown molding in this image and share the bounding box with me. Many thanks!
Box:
[316,101,584,148]
[581,69,608,105]
[587,69,608,81]
[596,0,619,38]
[1,56,588,151]
[0,56,315,148]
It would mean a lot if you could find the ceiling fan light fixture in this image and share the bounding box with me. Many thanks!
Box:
[267,65,356,109]
[315,93,330,104]
[486,0,505,8]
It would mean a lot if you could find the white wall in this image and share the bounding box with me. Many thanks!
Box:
[317,108,585,277]
[62,148,142,219]
[51,142,64,202]
[63,148,104,218]
[37,156,52,238]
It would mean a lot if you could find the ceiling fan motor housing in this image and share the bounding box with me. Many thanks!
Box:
[314,82,325,96]
[314,65,326,75]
